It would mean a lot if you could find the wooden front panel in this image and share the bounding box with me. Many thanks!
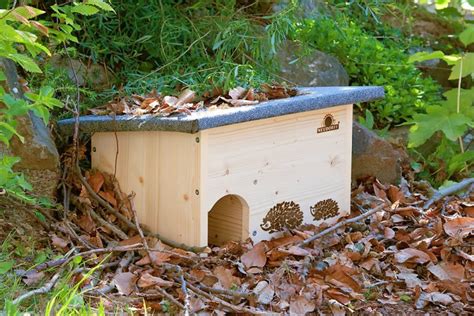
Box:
[201,104,352,242]
[91,131,203,246]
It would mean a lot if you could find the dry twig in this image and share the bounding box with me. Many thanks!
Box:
[423,178,474,209]
[13,272,62,305]
[298,203,387,247]
[75,163,137,231]
[196,284,252,299]
[185,281,265,314]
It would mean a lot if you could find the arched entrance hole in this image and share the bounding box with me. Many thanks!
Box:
[208,195,249,246]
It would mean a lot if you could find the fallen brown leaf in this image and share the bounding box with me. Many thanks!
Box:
[289,296,315,314]
[87,171,104,193]
[253,280,274,304]
[443,217,474,239]
[427,261,465,282]
[51,234,68,250]
[394,248,432,264]
[113,272,137,295]
[137,272,173,289]
[22,271,45,286]
[241,242,267,269]
[213,266,240,289]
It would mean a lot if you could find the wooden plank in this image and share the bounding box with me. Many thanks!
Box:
[200,104,352,242]
[91,104,353,246]
[92,131,203,246]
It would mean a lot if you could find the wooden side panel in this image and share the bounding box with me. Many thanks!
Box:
[201,104,352,242]
[91,131,203,246]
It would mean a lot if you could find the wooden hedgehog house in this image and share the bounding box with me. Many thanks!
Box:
[59,87,384,247]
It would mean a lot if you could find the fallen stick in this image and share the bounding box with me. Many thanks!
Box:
[157,286,186,311]
[13,271,62,305]
[75,163,138,232]
[89,252,134,296]
[76,163,205,253]
[129,195,157,269]
[185,281,265,315]
[19,244,143,277]
[423,177,474,209]
[130,196,190,314]
[196,284,252,299]
[298,203,386,247]
[70,195,128,240]
[63,221,96,250]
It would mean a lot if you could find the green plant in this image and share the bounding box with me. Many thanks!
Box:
[408,25,474,183]
[0,1,112,202]
[294,14,442,128]
[67,0,297,99]
[0,232,52,312]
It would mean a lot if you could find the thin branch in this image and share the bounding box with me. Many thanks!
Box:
[456,55,464,153]
[129,193,154,266]
[75,163,137,231]
[185,281,265,314]
[13,272,61,305]
[88,252,134,296]
[19,244,143,276]
[196,284,252,299]
[76,162,205,252]
[156,287,186,310]
[298,203,387,247]
[423,178,474,209]
[62,43,81,165]
[71,195,129,240]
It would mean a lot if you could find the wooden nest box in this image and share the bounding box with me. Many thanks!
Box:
[59,87,384,247]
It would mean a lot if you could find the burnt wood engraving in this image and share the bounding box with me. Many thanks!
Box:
[260,201,303,233]
[317,113,340,133]
[310,199,340,221]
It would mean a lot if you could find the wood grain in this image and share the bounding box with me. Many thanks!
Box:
[92,104,353,246]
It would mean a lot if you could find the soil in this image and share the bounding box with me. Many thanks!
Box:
[0,199,50,248]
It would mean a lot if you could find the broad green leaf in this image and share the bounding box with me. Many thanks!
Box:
[0,70,5,81]
[460,25,474,46]
[443,88,474,118]
[449,53,474,80]
[11,6,44,19]
[32,106,50,124]
[435,0,450,9]
[0,6,44,21]
[0,134,10,146]
[71,4,99,16]
[408,51,445,63]
[365,109,374,129]
[8,53,41,73]
[0,94,30,116]
[408,106,471,147]
[408,120,438,148]
[0,261,14,274]
[442,55,460,65]
[0,122,24,143]
[87,0,115,12]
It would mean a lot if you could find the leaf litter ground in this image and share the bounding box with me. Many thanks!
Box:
[4,165,474,314]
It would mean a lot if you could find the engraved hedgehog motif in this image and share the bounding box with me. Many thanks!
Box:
[260,201,303,234]
[310,198,340,221]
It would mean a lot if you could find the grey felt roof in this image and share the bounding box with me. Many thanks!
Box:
[58,86,384,134]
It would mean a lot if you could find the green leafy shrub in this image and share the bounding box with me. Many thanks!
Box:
[0,1,111,201]
[69,0,297,96]
[408,25,474,183]
[294,15,442,127]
